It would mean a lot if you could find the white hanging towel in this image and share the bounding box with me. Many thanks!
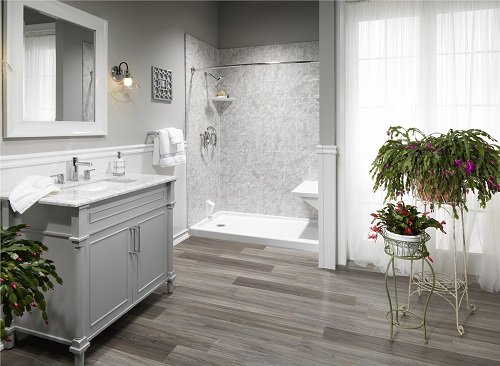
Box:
[9,175,61,214]
[152,128,186,167]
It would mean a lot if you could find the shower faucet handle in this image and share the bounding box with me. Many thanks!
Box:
[207,126,217,147]
[200,126,217,150]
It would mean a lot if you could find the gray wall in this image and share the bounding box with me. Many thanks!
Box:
[1,1,218,155]
[218,1,319,48]
[319,0,335,145]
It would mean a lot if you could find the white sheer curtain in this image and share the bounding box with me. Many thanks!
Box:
[345,0,500,292]
[24,33,56,121]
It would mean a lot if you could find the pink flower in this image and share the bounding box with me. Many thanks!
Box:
[464,160,476,175]
[454,159,462,167]
[368,234,378,241]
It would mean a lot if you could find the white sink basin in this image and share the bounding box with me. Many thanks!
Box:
[65,178,137,192]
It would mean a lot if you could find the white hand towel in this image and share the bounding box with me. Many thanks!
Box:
[166,128,184,145]
[153,128,186,167]
[9,175,61,214]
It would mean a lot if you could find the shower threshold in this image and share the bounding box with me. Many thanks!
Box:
[189,211,318,252]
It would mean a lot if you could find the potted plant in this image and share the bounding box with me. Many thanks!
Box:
[370,126,500,217]
[0,224,63,341]
[369,201,446,257]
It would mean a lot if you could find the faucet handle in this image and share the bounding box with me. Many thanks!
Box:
[50,174,65,184]
[84,169,96,180]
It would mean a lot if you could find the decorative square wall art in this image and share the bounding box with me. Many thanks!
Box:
[152,66,172,102]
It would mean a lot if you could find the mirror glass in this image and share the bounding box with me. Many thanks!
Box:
[23,6,95,122]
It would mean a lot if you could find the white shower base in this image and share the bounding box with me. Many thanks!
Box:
[189,211,318,252]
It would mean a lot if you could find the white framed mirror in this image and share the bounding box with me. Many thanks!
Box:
[4,0,108,138]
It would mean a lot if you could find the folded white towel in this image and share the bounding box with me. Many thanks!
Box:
[9,175,61,214]
[153,128,186,168]
[166,128,184,146]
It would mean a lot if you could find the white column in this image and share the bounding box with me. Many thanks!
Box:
[318,145,338,269]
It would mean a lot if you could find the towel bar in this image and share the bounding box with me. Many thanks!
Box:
[146,131,187,146]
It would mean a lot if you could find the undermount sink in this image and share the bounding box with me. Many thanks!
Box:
[64,178,138,192]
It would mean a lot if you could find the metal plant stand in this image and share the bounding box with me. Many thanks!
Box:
[383,230,435,343]
[412,204,476,335]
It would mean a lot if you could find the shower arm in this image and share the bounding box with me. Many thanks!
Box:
[204,71,218,81]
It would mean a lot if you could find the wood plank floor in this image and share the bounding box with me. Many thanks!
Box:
[3,237,500,366]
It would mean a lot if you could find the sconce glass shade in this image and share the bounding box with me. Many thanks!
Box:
[123,69,133,87]
[111,61,137,88]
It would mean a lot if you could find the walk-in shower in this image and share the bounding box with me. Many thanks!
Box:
[185,34,320,251]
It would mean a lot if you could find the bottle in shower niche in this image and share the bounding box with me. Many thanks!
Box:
[113,151,125,176]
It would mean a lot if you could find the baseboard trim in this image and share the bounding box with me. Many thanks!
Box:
[174,229,189,246]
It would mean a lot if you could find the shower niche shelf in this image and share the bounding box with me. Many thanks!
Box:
[210,97,236,102]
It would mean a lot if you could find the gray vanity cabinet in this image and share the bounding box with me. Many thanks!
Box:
[0,179,176,366]
[88,207,168,336]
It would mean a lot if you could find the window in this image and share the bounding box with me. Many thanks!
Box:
[23,25,56,121]
[345,1,500,288]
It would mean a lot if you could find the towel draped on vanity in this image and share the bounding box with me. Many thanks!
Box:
[9,175,61,214]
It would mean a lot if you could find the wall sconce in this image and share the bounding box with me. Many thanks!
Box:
[111,61,135,87]
[1,60,13,74]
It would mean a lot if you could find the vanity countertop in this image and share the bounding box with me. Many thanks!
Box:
[1,173,176,208]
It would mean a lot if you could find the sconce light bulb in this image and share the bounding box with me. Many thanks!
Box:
[123,77,133,87]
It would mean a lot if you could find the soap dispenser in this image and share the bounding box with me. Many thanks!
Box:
[113,151,125,176]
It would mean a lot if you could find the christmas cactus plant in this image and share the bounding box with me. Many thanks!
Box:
[369,201,446,242]
[370,126,500,217]
[1,224,63,341]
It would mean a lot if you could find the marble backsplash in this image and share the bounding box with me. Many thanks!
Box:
[186,35,319,225]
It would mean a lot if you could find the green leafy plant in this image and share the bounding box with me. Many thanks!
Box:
[370,127,500,217]
[1,224,63,341]
[369,201,446,241]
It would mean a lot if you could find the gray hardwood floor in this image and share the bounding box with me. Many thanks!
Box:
[2,237,500,366]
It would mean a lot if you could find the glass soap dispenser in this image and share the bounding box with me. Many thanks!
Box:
[113,151,125,176]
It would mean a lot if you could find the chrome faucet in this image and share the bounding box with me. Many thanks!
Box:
[71,157,92,181]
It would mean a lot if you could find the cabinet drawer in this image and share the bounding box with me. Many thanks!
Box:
[88,185,167,233]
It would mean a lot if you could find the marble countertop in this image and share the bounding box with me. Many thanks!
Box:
[1,173,176,208]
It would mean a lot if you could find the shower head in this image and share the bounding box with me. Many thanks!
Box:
[205,72,224,86]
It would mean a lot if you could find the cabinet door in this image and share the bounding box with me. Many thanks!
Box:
[88,223,133,335]
[133,209,168,302]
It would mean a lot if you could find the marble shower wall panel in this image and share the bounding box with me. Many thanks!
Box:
[218,42,319,219]
[185,34,220,226]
